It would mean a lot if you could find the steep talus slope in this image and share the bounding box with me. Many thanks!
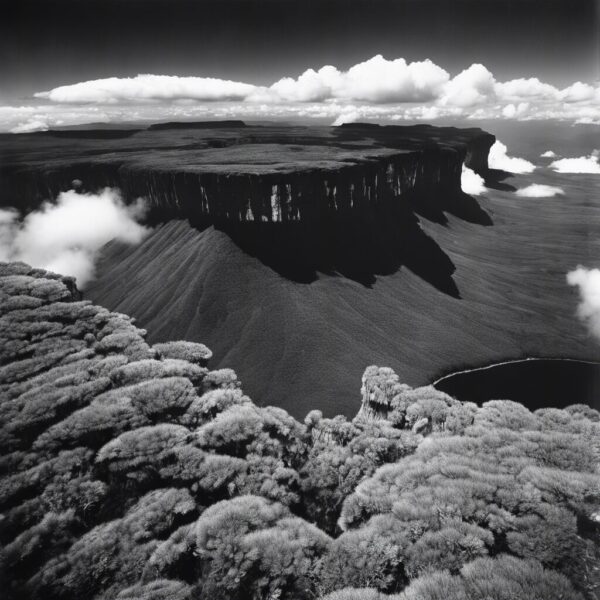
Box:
[1,263,599,600]
[88,183,600,418]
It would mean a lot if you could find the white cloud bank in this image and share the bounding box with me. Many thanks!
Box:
[515,184,564,198]
[1,54,596,132]
[550,151,600,174]
[0,188,149,287]
[36,75,257,104]
[567,266,600,340]
[461,166,486,196]
[488,141,536,174]
[264,56,450,103]
[540,150,557,158]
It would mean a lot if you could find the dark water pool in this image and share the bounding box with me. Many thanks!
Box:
[434,359,600,411]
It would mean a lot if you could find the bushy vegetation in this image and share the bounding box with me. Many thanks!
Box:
[0,262,599,600]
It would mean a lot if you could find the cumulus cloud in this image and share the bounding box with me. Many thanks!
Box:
[441,63,496,107]
[35,75,258,103]
[567,266,600,340]
[559,81,597,103]
[332,110,360,126]
[488,141,536,174]
[515,184,564,197]
[262,55,451,103]
[461,165,486,195]
[501,102,530,119]
[495,77,558,101]
[541,150,557,158]
[550,151,600,174]
[0,188,149,287]
[10,118,50,133]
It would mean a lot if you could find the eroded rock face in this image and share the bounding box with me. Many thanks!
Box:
[356,366,408,421]
[354,365,477,434]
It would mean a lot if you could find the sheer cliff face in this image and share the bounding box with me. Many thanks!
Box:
[0,123,494,285]
[0,124,494,219]
[120,147,463,225]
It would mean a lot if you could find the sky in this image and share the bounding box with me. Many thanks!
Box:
[1,0,599,131]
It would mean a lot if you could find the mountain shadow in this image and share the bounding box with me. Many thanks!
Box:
[409,190,493,226]
[205,193,463,297]
[484,168,517,192]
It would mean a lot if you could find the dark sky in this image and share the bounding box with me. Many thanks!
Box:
[2,0,599,103]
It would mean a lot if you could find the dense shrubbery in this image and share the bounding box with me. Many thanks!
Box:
[0,262,598,600]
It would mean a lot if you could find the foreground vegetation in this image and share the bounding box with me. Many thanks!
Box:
[1,262,599,600]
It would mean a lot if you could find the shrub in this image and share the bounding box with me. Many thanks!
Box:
[96,424,192,481]
[111,359,207,387]
[202,368,240,391]
[114,579,193,600]
[194,495,330,600]
[319,516,407,593]
[179,388,251,428]
[153,341,213,366]
[195,404,308,467]
[30,488,197,599]
[319,589,392,600]
[398,555,585,600]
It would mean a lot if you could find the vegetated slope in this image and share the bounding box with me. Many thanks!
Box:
[88,163,600,418]
[1,262,599,600]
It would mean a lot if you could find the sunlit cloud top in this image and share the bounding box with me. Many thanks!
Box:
[4,55,600,132]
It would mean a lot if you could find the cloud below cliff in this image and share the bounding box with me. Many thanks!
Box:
[515,184,564,198]
[461,166,486,196]
[3,55,600,131]
[567,266,600,340]
[0,188,149,287]
[550,151,600,174]
[488,141,536,174]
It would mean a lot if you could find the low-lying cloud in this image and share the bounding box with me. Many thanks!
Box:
[488,141,536,174]
[0,188,149,287]
[36,75,257,104]
[567,266,600,340]
[550,151,600,174]
[515,184,564,198]
[461,165,486,196]
[540,150,557,158]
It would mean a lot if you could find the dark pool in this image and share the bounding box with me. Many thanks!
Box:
[434,358,600,411]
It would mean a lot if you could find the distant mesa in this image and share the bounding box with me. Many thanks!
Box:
[148,120,248,130]
[32,128,142,139]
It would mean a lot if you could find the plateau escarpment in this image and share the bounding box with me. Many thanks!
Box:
[0,123,493,285]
